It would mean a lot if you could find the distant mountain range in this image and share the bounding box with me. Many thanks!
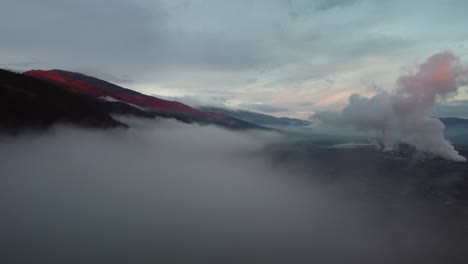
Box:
[439,117,468,127]
[199,107,311,127]
[1,68,467,133]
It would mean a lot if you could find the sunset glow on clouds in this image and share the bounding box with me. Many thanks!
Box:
[1,0,468,118]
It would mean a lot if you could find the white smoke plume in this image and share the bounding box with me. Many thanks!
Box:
[315,52,467,162]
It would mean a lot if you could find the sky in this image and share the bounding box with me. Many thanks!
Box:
[1,0,468,119]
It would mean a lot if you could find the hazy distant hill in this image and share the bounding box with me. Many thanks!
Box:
[200,107,311,127]
[439,117,468,126]
[439,117,468,146]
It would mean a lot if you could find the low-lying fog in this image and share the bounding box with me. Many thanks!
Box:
[1,118,467,263]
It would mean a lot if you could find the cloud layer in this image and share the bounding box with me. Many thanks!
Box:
[1,118,468,263]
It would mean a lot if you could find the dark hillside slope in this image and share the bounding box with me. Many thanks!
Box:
[0,69,123,132]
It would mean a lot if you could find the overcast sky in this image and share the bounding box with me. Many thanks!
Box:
[2,0,468,118]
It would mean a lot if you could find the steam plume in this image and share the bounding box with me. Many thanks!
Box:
[315,52,467,162]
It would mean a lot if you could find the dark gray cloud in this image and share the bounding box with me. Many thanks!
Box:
[0,0,167,77]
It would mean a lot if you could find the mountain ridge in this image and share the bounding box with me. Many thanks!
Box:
[23,69,270,130]
[3,68,467,133]
[0,68,268,131]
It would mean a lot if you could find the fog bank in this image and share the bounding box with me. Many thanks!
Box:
[1,118,467,263]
